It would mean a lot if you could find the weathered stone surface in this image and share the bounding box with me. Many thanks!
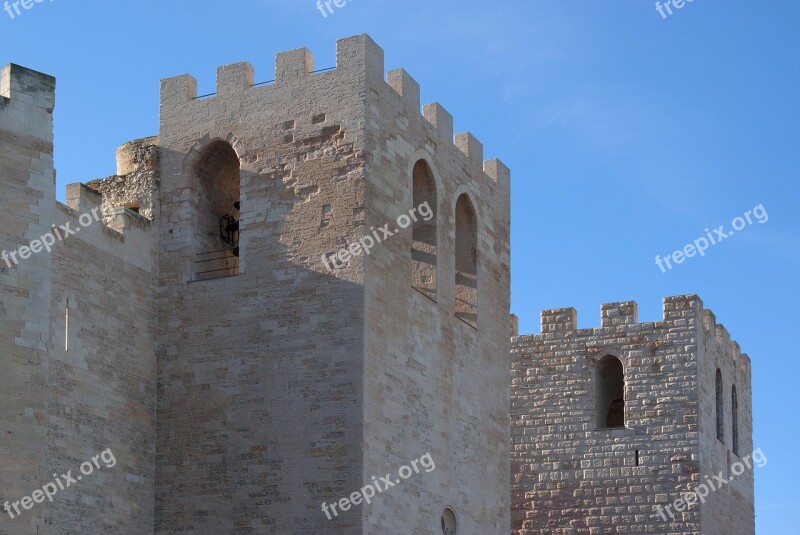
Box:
[1,36,753,535]
[87,136,160,220]
[0,34,511,535]
[511,295,754,535]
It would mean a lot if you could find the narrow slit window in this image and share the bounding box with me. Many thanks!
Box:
[716,369,724,442]
[732,385,739,455]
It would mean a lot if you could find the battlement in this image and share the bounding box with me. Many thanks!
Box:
[386,69,509,191]
[64,181,153,236]
[158,34,508,192]
[531,295,702,335]
[517,294,752,376]
[702,308,752,379]
[0,63,55,107]
[160,34,383,104]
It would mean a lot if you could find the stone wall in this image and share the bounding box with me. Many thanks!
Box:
[154,37,371,534]
[86,136,160,220]
[698,306,755,535]
[361,43,512,533]
[0,65,159,535]
[0,64,56,535]
[45,184,158,535]
[510,295,754,535]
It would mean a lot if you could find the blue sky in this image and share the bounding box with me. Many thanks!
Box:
[4,0,798,531]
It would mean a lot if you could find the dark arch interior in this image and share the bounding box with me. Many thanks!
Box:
[411,160,438,300]
[597,355,625,429]
[454,193,477,327]
[193,140,241,279]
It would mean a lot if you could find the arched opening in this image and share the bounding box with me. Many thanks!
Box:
[454,193,477,328]
[716,369,724,442]
[732,385,739,455]
[193,140,241,280]
[596,355,625,429]
[411,160,438,300]
[441,507,457,535]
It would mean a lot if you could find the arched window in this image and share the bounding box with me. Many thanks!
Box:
[411,160,437,300]
[454,194,477,328]
[716,369,724,442]
[193,140,241,280]
[441,508,457,535]
[732,385,739,455]
[596,355,625,429]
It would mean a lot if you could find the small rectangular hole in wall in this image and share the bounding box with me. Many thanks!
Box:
[283,135,294,144]
[321,204,332,228]
[282,120,295,130]
[312,113,326,124]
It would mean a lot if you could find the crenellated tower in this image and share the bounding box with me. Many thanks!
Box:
[511,295,755,535]
[154,34,510,534]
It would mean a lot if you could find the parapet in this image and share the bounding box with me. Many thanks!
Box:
[534,295,703,335]
[518,295,751,378]
[159,34,385,106]
[541,307,578,333]
[66,182,103,214]
[389,68,510,193]
[0,63,55,108]
[156,35,510,193]
[702,309,752,379]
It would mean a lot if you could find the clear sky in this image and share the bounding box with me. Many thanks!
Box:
[4,0,798,531]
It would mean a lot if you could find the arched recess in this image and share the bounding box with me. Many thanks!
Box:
[716,369,724,442]
[191,138,241,280]
[441,507,457,535]
[596,354,625,429]
[411,159,438,300]
[454,192,478,328]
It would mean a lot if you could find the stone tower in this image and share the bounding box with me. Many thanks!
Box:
[0,64,56,535]
[1,34,511,534]
[1,64,158,535]
[510,295,755,535]
[153,33,511,534]
[155,35,509,534]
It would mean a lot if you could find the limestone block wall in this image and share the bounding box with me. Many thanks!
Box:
[361,40,512,533]
[511,295,754,535]
[512,297,703,534]
[1,65,159,535]
[698,308,754,535]
[0,64,56,535]
[154,36,372,534]
[44,184,158,534]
